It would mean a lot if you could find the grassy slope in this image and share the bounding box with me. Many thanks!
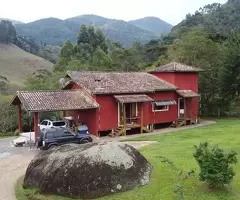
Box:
[0,44,53,86]
[16,119,240,200]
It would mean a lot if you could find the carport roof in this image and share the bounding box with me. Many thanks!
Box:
[11,90,99,112]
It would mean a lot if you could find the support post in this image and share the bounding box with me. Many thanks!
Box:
[34,112,39,142]
[184,98,187,125]
[189,98,192,124]
[140,104,144,134]
[123,103,126,136]
[18,104,22,134]
[62,110,66,118]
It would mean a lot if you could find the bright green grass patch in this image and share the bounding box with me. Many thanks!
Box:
[16,119,240,200]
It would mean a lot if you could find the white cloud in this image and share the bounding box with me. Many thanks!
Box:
[0,0,227,25]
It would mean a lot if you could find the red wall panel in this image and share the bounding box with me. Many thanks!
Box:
[148,92,178,124]
[95,95,119,131]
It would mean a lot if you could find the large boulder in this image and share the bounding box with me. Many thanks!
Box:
[23,142,153,199]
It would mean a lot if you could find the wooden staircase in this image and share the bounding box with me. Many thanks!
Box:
[108,125,124,137]
[171,118,199,128]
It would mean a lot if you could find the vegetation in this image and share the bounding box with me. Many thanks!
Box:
[0,43,53,88]
[194,142,237,188]
[14,15,166,47]
[16,119,240,200]
[129,17,173,34]
[171,0,240,38]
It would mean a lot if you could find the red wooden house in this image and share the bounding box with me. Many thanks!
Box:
[11,62,202,140]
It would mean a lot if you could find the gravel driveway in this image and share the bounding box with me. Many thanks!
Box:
[0,137,38,200]
[0,137,155,200]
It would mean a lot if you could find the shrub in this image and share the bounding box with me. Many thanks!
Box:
[193,142,237,187]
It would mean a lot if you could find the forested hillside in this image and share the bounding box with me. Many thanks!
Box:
[14,15,171,46]
[129,17,173,34]
[172,0,240,38]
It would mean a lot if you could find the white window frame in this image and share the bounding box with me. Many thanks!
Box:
[152,102,169,112]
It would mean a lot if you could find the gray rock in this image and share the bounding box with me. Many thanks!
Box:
[23,141,152,199]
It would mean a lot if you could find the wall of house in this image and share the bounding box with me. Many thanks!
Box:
[95,95,119,131]
[151,72,199,118]
[148,91,178,124]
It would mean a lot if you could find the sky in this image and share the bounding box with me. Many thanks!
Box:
[1,0,227,25]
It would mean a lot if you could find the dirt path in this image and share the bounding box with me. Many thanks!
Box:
[0,141,155,200]
[0,154,35,200]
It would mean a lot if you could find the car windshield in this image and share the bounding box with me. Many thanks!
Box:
[52,121,66,126]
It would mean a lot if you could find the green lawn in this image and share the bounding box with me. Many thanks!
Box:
[16,119,240,200]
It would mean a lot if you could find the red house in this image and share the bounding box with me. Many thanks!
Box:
[11,62,202,140]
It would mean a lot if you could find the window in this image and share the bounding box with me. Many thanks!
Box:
[153,104,169,111]
[152,100,176,112]
[53,121,66,127]
[40,120,48,125]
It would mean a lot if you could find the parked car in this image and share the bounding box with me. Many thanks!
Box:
[39,119,66,131]
[37,128,93,150]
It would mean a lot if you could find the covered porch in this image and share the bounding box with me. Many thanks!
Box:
[11,90,99,141]
[109,94,154,137]
[175,90,200,127]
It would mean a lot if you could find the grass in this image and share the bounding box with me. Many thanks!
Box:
[0,43,53,86]
[15,119,240,200]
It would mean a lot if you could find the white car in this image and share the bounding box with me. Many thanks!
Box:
[39,120,67,131]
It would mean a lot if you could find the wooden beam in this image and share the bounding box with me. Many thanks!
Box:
[123,103,126,136]
[18,104,22,134]
[34,112,39,142]
[189,98,192,124]
[140,104,144,134]
[184,98,187,125]
[62,110,66,118]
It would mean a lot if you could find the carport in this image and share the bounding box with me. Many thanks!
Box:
[11,90,99,141]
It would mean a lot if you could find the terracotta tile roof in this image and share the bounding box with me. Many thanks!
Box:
[11,90,99,112]
[177,90,200,98]
[67,71,177,94]
[114,95,154,103]
[151,62,203,72]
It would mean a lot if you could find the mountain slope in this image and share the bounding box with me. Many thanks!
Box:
[171,0,240,38]
[0,18,23,25]
[129,17,173,34]
[15,15,160,46]
[0,43,53,86]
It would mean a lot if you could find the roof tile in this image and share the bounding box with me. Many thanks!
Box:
[11,90,99,111]
[67,71,177,94]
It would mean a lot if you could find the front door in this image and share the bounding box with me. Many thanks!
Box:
[178,98,184,118]
[118,103,138,124]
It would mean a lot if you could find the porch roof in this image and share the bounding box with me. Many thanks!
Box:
[114,94,154,103]
[177,90,200,98]
[11,90,99,112]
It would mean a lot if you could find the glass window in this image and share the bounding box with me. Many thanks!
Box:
[153,103,169,112]
[41,121,48,125]
[53,121,66,127]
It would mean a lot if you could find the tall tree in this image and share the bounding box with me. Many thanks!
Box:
[168,29,225,116]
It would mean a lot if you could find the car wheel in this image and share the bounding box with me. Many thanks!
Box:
[49,144,57,149]
[81,139,89,144]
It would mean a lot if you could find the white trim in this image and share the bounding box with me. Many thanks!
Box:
[152,102,169,112]
[178,98,184,117]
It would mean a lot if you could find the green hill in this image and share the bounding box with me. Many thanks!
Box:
[171,0,240,38]
[129,17,173,34]
[0,43,53,87]
[14,15,170,46]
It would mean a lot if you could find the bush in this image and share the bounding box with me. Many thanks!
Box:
[193,142,237,187]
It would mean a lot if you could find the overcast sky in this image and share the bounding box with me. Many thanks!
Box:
[1,0,227,25]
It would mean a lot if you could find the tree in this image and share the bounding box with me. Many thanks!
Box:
[168,29,225,116]
[92,47,112,70]
[220,30,240,103]
[194,142,237,187]
[60,40,74,61]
